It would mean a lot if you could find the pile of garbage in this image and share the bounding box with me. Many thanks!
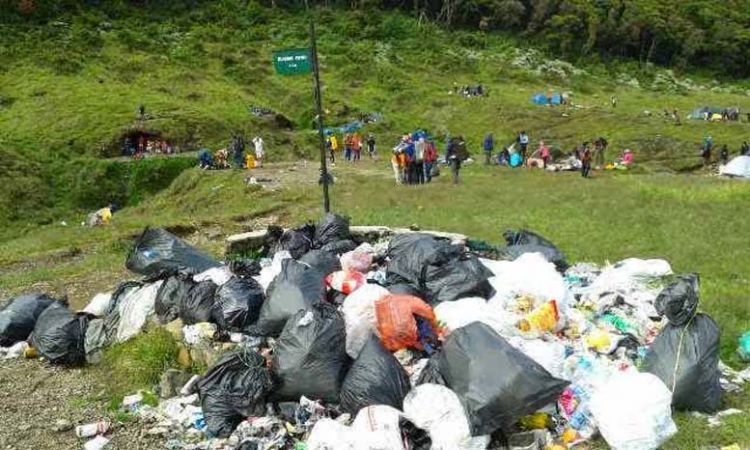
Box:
[2,215,748,450]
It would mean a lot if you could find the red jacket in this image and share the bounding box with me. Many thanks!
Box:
[424,143,437,163]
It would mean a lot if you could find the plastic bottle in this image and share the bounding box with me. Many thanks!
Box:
[75,420,111,438]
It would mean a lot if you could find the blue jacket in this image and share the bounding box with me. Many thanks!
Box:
[483,135,494,152]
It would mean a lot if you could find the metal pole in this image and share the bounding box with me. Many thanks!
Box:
[309,18,330,213]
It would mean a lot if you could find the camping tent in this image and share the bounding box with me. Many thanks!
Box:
[531,94,562,106]
[720,155,750,178]
[688,107,722,120]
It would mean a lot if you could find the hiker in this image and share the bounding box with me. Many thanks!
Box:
[614,149,634,168]
[702,136,713,167]
[352,133,362,162]
[483,133,494,165]
[215,148,229,169]
[198,149,213,169]
[424,140,437,183]
[329,134,339,163]
[539,141,551,169]
[138,104,146,120]
[253,136,264,168]
[413,137,426,184]
[594,136,608,168]
[231,133,245,168]
[326,137,335,164]
[518,131,529,162]
[344,133,353,161]
[719,145,729,165]
[581,147,592,178]
[446,136,465,184]
[391,149,406,185]
[404,137,416,184]
[741,141,749,156]
[366,134,377,159]
[498,145,511,166]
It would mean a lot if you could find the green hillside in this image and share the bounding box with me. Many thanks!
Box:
[1,1,749,232]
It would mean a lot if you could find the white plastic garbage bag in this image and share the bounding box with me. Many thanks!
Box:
[342,284,389,358]
[193,266,232,287]
[341,249,374,273]
[581,258,672,310]
[114,281,163,343]
[306,419,357,450]
[403,384,489,450]
[351,405,406,450]
[82,292,112,317]
[434,297,516,337]
[258,251,291,291]
[589,371,677,450]
[508,337,568,380]
[482,253,571,311]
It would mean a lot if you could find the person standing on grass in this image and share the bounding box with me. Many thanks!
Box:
[252,136,264,168]
[741,141,750,156]
[719,145,729,165]
[344,133,353,162]
[424,140,437,183]
[326,136,335,164]
[446,137,462,184]
[483,133,494,165]
[518,131,529,163]
[581,147,592,178]
[414,137,426,184]
[366,133,377,159]
[594,136,607,169]
[702,135,713,167]
[538,140,551,169]
[352,132,362,162]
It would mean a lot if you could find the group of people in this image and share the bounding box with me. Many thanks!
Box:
[198,133,265,170]
[390,133,441,185]
[122,136,174,158]
[326,132,377,164]
[702,136,750,166]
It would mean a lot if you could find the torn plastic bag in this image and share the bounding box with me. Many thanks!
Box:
[589,371,677,450]
[306,419,357,449]
[375,295,439,352]
[326,271,366,295]
[257,250,291,292]
[113,281,162,343]
[253,259,326,336]
[155,274,195,324]
[180,280,217,325]
[126,227,220,276]
[403,384,489,450]
[341,250,373,273]
[319,239,358,255]
[84,318,108,364]
[313,213,351,247]
[198,349,274,438]
[272,303,349,402]
[194,266,232,286]
[299,250,341,275]
[228,259,262,278]
[342,283,389,358]
[435,322,568,435]
[212,277,265,332]
[434,297,515,338]
[340,335,411,414]
[386,234,461,286]
[0,294,58,346]
[274,225,315,259]
[643,313,721,412]
[423,255,495,304]
[502,229,567,271]
[654,274,699,326]
[30,302,89,366]
[350,405,408,449]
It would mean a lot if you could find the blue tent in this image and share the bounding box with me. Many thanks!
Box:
[531,93,562,106]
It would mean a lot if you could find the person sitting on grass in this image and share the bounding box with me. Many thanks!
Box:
[741,141,750,156]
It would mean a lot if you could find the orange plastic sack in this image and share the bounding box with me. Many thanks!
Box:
[375,295,438,352]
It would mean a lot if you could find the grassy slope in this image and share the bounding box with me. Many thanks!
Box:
[1,162,749,448]
[2,3,750,229]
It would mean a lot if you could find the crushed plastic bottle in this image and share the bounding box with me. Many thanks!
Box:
[738,332,750,362]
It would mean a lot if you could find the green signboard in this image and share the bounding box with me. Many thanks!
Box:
[273,48,312,76]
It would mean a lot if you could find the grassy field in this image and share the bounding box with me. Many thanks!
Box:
[2,2,750,229]
[1,161,748,448]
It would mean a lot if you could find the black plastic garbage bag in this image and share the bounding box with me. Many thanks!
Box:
[386,234,461,286]
[313,213,350,247]
[0,294,58,346]
[643,312,721,412]
[272,303,350,402]
[386,283,424,298]
[340,335,411,414]
[253,260,326,336]
[502,229,567,271]
[84,318,109,364]
[212,277,265,332]
[655,275,699,326]
[435,322,568,435]
[30,302,89,366]
[274,225,315,259]
[126,227,220,277]
[155,274,195,324]
[423,255,495,305]
[180,280,217,325]
[228,259,262,278]
[198,350,274,438]
[415,356,446,386]
[299,250,341,275]
[400,417,432,450]
[319,239,358,255]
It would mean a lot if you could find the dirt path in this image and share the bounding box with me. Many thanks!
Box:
[0,359,161,450]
